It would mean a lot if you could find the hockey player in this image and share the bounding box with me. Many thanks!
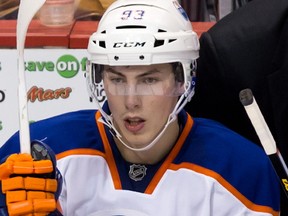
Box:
[0,0,281,215]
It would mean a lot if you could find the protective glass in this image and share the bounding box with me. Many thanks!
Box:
[101,67,185,96]
[105,75,183,96]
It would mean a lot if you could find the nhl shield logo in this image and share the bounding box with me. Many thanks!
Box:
[129,164,147,181]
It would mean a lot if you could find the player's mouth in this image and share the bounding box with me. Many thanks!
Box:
[124,117,145,133]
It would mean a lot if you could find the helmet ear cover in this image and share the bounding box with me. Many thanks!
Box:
[172,62,184,83]
[91,64,104,84]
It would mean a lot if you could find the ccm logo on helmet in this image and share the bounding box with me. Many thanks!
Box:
[0,90,5,103]
[113,42,146,48]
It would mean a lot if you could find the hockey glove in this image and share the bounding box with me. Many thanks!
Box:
[0,140,63,216]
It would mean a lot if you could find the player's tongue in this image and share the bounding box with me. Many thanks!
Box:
[125,118,144,132]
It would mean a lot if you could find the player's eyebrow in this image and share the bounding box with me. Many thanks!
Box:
[105,67,162,78]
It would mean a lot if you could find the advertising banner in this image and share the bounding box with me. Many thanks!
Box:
[0,49,105,146]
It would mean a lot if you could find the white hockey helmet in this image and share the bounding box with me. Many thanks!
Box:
[86,0,200,151]
[87,0,199,64]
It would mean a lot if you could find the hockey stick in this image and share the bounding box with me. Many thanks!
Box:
[239,88,288,198]
[17,0,46,153]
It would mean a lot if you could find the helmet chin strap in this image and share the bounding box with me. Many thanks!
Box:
[87,74,194,152]
[98,113,176,152]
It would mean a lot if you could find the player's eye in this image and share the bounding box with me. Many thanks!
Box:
[141,77,159,85]
[111,77,125,84]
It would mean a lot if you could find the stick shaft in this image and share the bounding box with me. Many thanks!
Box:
[17,51,31,153]
[17,0,46,153]
[17,1,31,153]
[239,88,288,198]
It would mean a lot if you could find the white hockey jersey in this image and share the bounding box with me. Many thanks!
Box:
[2,108,280,216]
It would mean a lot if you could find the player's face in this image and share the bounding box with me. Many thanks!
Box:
[103,63,180,149]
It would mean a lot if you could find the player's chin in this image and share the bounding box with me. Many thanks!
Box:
[124,133,154,149]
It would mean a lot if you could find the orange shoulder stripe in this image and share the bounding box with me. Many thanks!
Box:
[56,148,105,160]
[95,111,122,189]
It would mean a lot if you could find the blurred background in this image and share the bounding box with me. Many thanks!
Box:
[0,0,252,22]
